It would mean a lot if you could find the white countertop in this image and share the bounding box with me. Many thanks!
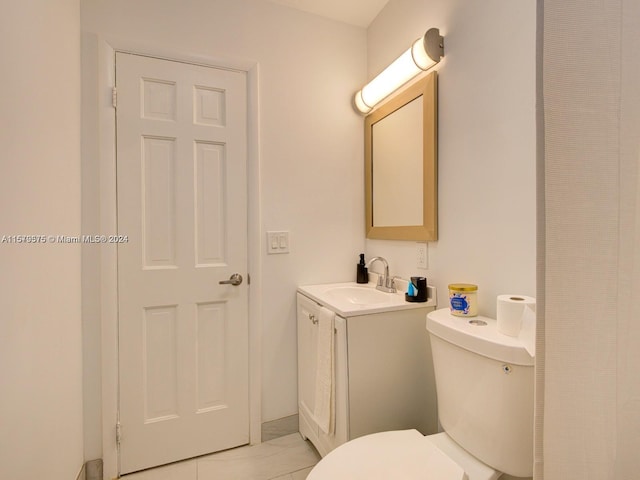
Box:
[297,280,436,317]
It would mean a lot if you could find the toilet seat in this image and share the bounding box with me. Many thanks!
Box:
[307,430,467,480]
[307,430,502,480]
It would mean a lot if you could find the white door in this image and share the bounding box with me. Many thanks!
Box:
[115,52,249,474]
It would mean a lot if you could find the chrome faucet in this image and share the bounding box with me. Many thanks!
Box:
[365,256,396,293]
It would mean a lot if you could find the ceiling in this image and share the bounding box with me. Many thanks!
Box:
[264,0,390,28]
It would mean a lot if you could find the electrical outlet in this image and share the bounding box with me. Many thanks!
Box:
[416,242,428,269]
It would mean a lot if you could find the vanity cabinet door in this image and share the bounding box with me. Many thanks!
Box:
[297,295,319,423]
[297,294,321,439]
[296,294,349,456]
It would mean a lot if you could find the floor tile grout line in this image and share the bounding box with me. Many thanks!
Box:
[126,433,318,480]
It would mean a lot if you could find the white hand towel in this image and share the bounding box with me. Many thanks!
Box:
[313,306,335,435]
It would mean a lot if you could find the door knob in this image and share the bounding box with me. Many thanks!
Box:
[219,273,243,286]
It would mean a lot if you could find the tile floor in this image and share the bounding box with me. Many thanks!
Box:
[122,433,321,480]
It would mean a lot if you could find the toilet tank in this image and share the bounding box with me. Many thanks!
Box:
[426,309,534,478]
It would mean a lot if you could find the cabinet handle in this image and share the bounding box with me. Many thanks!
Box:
[309,313,318,325]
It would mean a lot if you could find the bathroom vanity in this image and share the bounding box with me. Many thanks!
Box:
[296,281,438,457]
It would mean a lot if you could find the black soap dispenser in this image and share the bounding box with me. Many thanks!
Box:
[356,253,369,284]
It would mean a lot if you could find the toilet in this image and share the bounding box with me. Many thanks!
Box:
[307,308,534,480]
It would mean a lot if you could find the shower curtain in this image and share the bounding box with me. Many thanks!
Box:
[537,0,640,478]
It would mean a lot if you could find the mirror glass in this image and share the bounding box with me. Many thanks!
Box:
[372,96,423,226]
[365,72,438,241]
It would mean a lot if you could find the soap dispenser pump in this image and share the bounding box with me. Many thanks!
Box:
[356,253,368,284]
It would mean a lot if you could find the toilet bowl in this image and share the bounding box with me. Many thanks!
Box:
[307,430,501,480]
[306,308,535,479]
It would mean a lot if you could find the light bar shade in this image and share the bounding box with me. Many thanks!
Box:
[354,28,444,114]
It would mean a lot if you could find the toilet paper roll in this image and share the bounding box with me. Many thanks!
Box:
[496,295,536,337]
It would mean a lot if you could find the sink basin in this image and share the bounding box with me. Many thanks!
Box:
[324,286,392,306]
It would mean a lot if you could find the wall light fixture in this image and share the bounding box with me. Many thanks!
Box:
[354,28,444,114]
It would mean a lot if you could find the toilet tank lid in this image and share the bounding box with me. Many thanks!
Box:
[427,308,534,366]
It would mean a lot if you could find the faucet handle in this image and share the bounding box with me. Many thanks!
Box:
[374,274,397,293]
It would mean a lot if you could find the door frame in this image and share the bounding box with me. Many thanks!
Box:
[92,36,262,479]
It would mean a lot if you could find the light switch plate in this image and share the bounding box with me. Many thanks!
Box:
[267,231,290,254]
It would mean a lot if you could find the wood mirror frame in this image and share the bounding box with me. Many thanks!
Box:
[365,72,438,241]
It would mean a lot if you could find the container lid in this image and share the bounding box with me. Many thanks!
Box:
[448,283,478,292]
[307,430,467,480]
[426,308,534,366]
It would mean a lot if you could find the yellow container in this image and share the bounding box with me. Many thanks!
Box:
[448,283,478,317]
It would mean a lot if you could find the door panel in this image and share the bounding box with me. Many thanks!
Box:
[195,141,226,265]
[116,52,248,474]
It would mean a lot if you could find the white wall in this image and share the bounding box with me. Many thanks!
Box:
[365,0,537,318]
[80,0,366,452]
[0,1,84,479]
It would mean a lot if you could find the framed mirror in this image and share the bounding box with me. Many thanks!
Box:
[365,72,438,241]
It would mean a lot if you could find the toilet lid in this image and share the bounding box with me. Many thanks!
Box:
[307,430,468,480]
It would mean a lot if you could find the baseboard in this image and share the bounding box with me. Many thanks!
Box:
[76,463,86,480]
[261,414,299,442]
[85,459,103,480]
